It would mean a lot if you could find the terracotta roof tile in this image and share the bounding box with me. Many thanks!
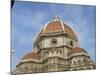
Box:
[44,21,63,33]
[68,47,87,56]
[63,23,77,40]
[22,52,40,60]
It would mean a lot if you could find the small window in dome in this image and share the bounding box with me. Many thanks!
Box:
[52,41,57,45]
[51,39,57,46]
[70,40,73,47]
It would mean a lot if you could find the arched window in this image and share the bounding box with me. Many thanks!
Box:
[78,60,81,65]
[25,66,28,72]
[60,50,62,55]
[56,50,60,56]
[56,50,59,53]
[51,50,54,54]
[56,50,62,56]
[72,60,75,64]
[70,40,73,47]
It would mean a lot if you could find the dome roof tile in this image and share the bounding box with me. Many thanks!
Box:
[68,47,87,56]
[22,52,40,60]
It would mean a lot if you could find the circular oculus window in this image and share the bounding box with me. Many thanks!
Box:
[51,39,57,45]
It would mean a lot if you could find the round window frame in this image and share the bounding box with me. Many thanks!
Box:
[51,39,57,46]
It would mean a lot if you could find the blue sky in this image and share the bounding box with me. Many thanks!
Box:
[11,1,96,70]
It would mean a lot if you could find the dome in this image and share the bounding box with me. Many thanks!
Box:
[22,52,40,60]
[35,16,78,43]
[68,47,88,56]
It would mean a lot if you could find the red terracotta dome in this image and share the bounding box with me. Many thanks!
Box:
[22,52,40,60]
[44,21,63,33]
[68,47,88,56]
[35,16,77,43]
[44,21,77,39]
